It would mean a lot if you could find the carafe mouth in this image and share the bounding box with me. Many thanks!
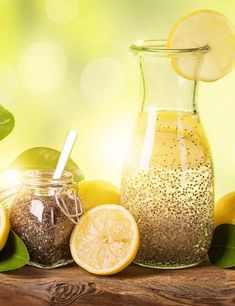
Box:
[22,170,74,187]
[130,39,210,56]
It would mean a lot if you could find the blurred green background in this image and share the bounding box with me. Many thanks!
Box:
[0,0,234,199]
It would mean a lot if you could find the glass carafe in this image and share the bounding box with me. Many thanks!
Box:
[121,40,214,269]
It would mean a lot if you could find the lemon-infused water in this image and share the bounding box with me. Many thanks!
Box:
[121,110,214,268]
[121,40,214,269]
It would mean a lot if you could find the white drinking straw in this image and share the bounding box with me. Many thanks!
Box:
[53,130,77,179]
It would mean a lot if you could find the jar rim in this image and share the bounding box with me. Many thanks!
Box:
[130,39,210,56]
[22,170,74,187]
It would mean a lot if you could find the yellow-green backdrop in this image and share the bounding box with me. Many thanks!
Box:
[0,0,234,200]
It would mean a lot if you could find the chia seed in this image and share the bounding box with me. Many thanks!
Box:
[10,192,76,268]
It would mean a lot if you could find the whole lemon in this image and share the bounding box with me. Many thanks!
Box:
[77,179,120,212]
[214,191,235,228]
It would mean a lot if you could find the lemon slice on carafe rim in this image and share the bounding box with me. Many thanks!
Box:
[70,204,140,275]
[167,10,235,81]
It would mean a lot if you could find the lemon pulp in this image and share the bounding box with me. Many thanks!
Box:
[70,204,139,275]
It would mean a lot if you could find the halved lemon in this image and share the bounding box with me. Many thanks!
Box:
[70,204,139,275]
[167,10,235,81]
[0,205,10,251]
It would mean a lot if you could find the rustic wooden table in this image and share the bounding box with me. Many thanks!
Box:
[0,263,234,306]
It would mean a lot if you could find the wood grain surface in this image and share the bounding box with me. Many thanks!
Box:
[0,263,234,306]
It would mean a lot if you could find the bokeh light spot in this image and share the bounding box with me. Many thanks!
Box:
[19,41,67,93]
[46,0,78,24]
[0,169,22,188]
[0,63,18,104]
[80,57,126,104]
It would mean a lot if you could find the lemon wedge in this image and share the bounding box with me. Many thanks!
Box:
[70,204,139,275]
[0,205,10,251]
[167,10,235,81]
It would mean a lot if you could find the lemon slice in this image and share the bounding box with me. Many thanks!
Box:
[0,205,10,251]
[167,10,235,81]
[70,204,139,275]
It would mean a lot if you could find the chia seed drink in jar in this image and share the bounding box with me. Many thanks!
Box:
[9,170,83,269]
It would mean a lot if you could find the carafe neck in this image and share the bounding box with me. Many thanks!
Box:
[131,40,208,114]
[139,55,198,113]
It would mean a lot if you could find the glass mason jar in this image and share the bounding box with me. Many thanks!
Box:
[7,170,83,269]
[121,40,214,269]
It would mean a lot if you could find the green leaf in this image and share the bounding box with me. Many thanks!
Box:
[0,105,15,141]
[0,231,29,272]
[208,224,235,268]
[10,147,84,182]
